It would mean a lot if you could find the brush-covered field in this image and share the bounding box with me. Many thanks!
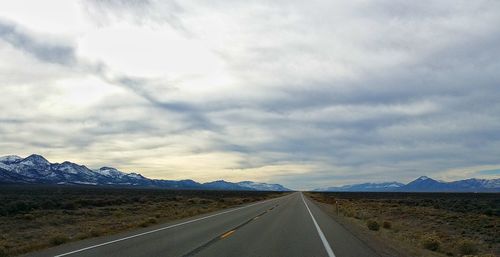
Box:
[308,192,499,257]
[0,185,285,257]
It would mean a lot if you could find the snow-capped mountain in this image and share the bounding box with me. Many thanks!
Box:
[0,155,23,164]
[94,167,127,178]
[203,180,252,191]
[401,176,500,192]
[0,154,291,191]
[402,176,447,191]
[0,166,29,183]
[237,181,291,191]
[313,182,404,192]
[313,176,500,192]
[1,154,113,185]
[449,178,500,189]
[9,154,53,178]
[200,180,292,191]
[153,179,204,189]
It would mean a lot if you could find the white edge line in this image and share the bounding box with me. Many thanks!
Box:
[54,195,286,257]
[301,193,336,257]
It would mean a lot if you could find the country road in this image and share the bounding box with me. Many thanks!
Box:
[26,192,379,257]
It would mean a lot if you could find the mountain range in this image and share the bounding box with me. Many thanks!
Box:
[314,176,500,192]
[0,154,291,191]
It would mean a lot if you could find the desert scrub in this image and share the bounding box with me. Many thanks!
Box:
[344,209,355,217]
[366,220,380,231]
[421,235,440,251]
[22,214,35,220]
[139,217,158,227]
[458,239,478,255]
[89,228,104,237]
[382,221,391,229]
[0,186,286,256]
[50,235,69,246]
[307,192,499,256]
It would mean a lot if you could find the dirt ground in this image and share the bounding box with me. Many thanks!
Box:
[307,192,499,257]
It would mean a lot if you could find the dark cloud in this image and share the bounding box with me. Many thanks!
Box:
[0,19,77,65]
[0,18,215,132]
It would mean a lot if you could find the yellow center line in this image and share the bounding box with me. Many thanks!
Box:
[220,230,236,239]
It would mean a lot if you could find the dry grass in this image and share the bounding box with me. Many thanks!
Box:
[308,192,499,257]
[0,185,285,256]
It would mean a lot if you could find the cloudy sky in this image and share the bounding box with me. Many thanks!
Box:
[1,0,500,189]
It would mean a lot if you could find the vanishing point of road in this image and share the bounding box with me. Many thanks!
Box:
[26,192,379,257]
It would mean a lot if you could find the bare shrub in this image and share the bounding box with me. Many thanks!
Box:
[50,235,69,246]
[0,247,7,257]
[89,228,103,237]
[367,220,380,231]
[421,235,440,251]
[458,239,478,255]
[139,217,158,227]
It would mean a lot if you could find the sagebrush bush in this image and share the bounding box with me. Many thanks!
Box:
[139,217,158,227]
[458,239,478,255]
[344,210,355,217]
[23,214,35,220]
[421,235,440,251]
[0,247,7,257]
[367,220,380,231]
[89,228,102,237]
[50,235,69,246]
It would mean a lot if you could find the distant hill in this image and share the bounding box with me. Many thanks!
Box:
[237,181,291,191]
[400,176,500,192]
[313,176,500,192]
[314,182,405,192]
[0,154,291,191]
[203,180,251,191]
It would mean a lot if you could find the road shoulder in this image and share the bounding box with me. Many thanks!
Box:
[306,196,414,257]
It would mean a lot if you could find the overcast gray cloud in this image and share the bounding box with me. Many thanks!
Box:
[0,0,499,189]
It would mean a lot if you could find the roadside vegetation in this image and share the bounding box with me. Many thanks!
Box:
[0,185,285,256]
[307,192,499,257]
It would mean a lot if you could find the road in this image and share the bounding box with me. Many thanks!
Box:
[27,192,379,257]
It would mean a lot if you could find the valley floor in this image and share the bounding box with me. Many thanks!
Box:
[0,185,285,257]
[307,192,499,257]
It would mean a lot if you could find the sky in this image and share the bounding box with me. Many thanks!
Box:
[1,0,500,190]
